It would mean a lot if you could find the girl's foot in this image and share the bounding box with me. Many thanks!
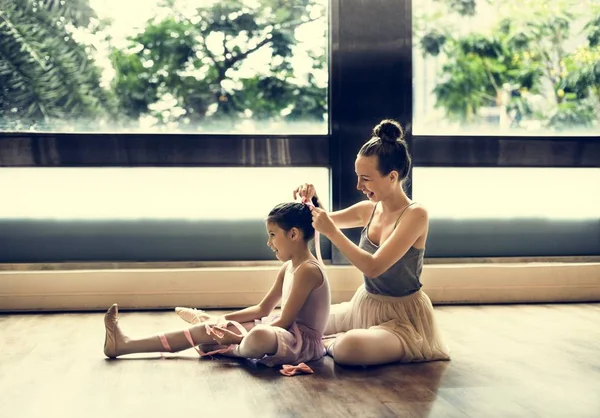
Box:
[103,304,128,358]
[175,307,215,324]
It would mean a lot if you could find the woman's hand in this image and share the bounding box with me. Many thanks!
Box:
[293,183,318,203]
[310,206,336,236]
[208,326,244,345]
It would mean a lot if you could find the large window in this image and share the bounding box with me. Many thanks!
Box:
[0,0,328,134]
[1,0,597,264]
[413,0,600,136]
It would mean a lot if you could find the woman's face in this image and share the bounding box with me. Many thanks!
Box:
[355,154,395,202]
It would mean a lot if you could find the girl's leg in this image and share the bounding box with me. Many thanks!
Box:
[327,328,405,366]
[103,304,254,358]
[227,325,278,359]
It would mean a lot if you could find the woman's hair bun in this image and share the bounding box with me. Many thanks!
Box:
[373,119,404,143]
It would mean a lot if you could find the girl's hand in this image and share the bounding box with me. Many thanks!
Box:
[310,206,336,236]
[208,326,243,345]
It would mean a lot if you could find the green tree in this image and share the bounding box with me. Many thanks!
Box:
[552,15,600,130]
[0,0,116,131]
[416,0,600,130]
[420,32,523,123]
[110,0,327,131]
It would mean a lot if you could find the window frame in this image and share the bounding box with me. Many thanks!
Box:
[0,0,598,265]
[1,0,597,169]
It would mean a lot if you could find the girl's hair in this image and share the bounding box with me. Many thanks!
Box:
[358,119,411,181]
[266,197,320,242]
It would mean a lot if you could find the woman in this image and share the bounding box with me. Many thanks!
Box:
[297,118,450,366]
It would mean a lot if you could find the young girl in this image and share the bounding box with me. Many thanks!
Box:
[103,200,330,370]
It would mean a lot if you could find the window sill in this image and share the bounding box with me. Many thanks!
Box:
[1,261,599,312]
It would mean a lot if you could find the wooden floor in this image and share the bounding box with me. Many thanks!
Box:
[1,304,599,418]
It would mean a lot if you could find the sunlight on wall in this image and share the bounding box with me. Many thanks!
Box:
[2,167,597,220]
[412,167,600,219]
[0,168,330,220]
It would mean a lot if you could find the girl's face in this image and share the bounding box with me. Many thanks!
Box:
[266,221,296,262]
[355,154,396,202]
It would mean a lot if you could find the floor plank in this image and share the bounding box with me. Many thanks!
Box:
[0,303,599,417]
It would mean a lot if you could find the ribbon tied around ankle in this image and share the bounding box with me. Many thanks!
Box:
[181,318,249,357]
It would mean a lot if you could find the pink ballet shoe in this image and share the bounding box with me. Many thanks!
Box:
[175,307,205,324]
[103,303,119,358]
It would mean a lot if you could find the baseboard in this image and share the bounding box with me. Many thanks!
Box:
[1,262,599,312]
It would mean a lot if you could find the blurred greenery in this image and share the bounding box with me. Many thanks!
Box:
[416,0,600,131]
[110,0,327,131]
[0,0,118,131]
[0,0,327,132]
[5,0,597,133]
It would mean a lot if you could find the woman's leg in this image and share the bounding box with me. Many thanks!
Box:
[324,301,353,335]
[326,289,449,366]
[328,328,405,366]
[322,299,357,356]
[103,304,254,358]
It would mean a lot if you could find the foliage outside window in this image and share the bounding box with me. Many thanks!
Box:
[414,0,600,135]
[0,0,328,134]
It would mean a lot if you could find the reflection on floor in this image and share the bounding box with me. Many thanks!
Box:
[1,303,599,417]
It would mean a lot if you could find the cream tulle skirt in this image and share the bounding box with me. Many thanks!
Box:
[326,285,451,362]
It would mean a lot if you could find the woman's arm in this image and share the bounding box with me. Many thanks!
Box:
[222,263,286,323]
[316,205,429,279]
[268,263,323,330]
[329,200,374,229]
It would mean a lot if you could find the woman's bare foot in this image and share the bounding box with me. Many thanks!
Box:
[175,307,216,324]
[103,304,128,358]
